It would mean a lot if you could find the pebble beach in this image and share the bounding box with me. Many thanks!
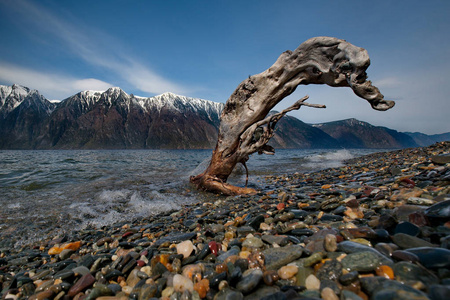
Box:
[1,142,449,300]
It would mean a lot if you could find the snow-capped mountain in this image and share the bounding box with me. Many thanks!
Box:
[0,85,56,149]
[38,87,224,149]
[0,84,33,118]
[0,84,434,149]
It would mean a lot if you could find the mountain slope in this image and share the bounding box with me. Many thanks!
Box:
[0,87,56,149]
[37,88,224,149]
[313,118,418,148]
[0,84,32,118]
[404,131,450,147]
[270,115,340,149]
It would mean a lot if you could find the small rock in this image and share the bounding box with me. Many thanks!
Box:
[236,269,263,294]
[341,251,382,272]
[321,287,339,300]
[242,237,263,249]
[431,154,450,164]
[176,240,194,258]
[173,274,194,293]
[394,221,421,236]
[261,235,289,246]
[305,274,321,290]
[262,245,303,270]
[263,270,279,286]
[375,265,394,279]
[277,265,298,279]
[324,234,337,252]
[67,273,95,297]
[391,233,435,249]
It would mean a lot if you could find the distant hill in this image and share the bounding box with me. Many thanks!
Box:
[404,131,450,147]
[1,84,447,149]
[312,118,419,148]
[271,115,340,149]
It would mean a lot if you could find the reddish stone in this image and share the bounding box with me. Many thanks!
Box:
[336,235,344,243]
[136,260,146,267]
[277,203,286,210]
[208,241,220,256]
[408,211,429,227]
[362,186,376,196]
[67,273,95,297]
[122,231,134,238]
[400,178,415,188]
[346,199,359,209]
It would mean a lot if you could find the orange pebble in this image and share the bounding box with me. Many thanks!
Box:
[375,265,394,279]
[48,246,62,255]
[48,241,82,255]
[194,279,209,298]
[321,184,332,189]
[160,254,170,265]
[62,241,82,251]
[224,221,235,227]
[215,263,228,274]
[277,203,285,210]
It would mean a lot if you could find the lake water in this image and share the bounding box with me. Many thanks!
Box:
[0,148,381,248]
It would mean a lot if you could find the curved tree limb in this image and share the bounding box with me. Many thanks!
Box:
[190,37,395,196]
[237,95,325,157]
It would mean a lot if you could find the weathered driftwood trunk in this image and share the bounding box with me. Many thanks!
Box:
[190,37,395,195]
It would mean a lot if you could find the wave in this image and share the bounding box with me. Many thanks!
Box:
[69,188,196,229]
[301,149,354,170]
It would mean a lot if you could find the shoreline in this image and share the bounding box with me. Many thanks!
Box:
[1,142,449,299]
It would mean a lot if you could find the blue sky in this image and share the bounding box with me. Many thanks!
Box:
[1,0,449,134]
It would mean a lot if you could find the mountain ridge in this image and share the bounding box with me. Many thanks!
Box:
[0,84,447,149]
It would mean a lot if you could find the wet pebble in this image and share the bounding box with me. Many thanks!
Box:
[341,251,382,272]
[236,269,263,294]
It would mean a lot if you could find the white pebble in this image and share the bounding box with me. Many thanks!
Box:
[305,274,321,290]
[176,240,194,258]
[173,274,194,292]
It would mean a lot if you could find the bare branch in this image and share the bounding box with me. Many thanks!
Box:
[237,95,325,157]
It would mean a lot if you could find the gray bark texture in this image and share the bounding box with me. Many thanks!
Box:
[190,36,395,195]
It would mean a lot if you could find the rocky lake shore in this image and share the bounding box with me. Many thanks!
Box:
[1,142,449,300]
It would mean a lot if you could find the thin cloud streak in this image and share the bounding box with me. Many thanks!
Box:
[7,0,188,96]
[0,62,112,100]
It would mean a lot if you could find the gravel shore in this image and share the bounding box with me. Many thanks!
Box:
[1,142,449,300]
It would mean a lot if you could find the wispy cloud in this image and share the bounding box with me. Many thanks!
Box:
[0,62,112,100]
[3,0,188,97]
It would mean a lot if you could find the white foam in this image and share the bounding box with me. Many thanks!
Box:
[69,189,195,229]
[303,149,354,169]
